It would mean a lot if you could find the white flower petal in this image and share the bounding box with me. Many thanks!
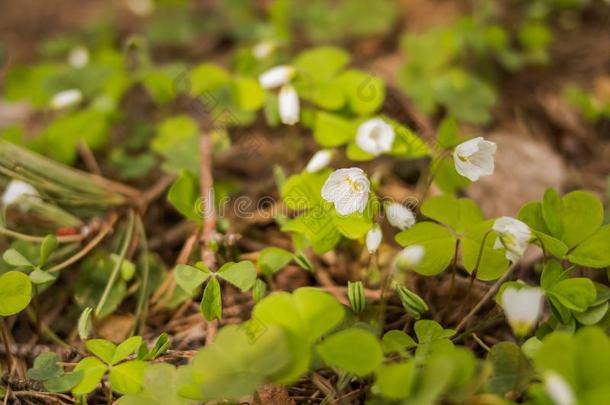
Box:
[321,168,370,215]
[453,137,497,182]
[278,85,299,125]
[493,217,531,261]
[356,118,395,156]
[252,41,276,59]
[501,287,543,335]
[395,245,425,270]
[258,65,295,89]
[544,373,575,405]
[386,203,415,230]
[68,46,89,68]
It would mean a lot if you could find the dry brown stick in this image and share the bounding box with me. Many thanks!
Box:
[139,174,176,206]
[78,140,102,176]
[455,263,518,334]
[47,213,119,273]
[199,130,219,345]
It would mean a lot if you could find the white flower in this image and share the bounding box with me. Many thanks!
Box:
[366,225,382,253]
[544,373,575,405]
[493,217,531,262]
[278,85,299,125]
[51,89,82,109]
[68,46,89,68]
[321,167,370,216]
[386,203,416,230]
[356,118,395,156]
[306,150,333,173]
[125,0,155,16]
[258,65,295,89]
[501,287,543,336]
[2,180,40,209]
[252,41,276,59]
[453,137,497,181]
[394,245,425,270]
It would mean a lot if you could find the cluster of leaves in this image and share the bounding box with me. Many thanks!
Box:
[563,85,610,123]
[398,0,585,124]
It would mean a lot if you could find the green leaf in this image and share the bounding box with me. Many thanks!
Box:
[152,115,199,174]
[252,279,267,303]
[294,46,350,82]
[112,336,143,365]
[548,278,596,312]
[375,362,415,400]
[487,342,533,396]
[560,190,603,247]
[313,111,356,147]
[109,360,148,394]
[217,261,257,291]
[0,271,32,316]
[542,188,563,237]
[86,339,117,364]
[381,330,417,356]
[395,222,456,276]
[174,264,210,294]
[189,63,231,96]
[317,328,383,376]
[27,352,63,381]
[72,357,107,395]
[414,320,455,343]
[3,248,33,267]
[231,76,265,111]
[540,260,568,291]
[39,234,58,267]
[29,269,56,284]
[462,220,509,280]
[258,247,293,276]
[331,210,373,239]
[574,302,609,326]
[167,170,201,222]
[281,170,328,210]
[44,371,84,393]
[120,363,191,405]
[567,225,610,268]
[420,195,484,234]
[437,117,460,148]
[201,277,222,321]
[189,324,293,400]
[337,69,385,115]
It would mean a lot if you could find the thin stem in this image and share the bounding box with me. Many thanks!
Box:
[0,318,13,375]
[48,213,119,273]
[455,263,518,334]
[95,211,135,316]
[133,215,150,335]
[198,130,217,270]
[464,229,494,303]
[447,238,461,308]
[0,227,86,243]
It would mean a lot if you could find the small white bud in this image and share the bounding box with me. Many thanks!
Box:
[394,245,425,270]
[51,89,82,110]
[305,150,333,173]
[356,118,395,156]
[2,180,40,209]
[544,372,575,405]
[500,287,543,336]
[366,225,382,253]
[278,85,300,125]
[453,137,497,181]
[259,65,295,89]
[68,46,89,68]
[252,41,276,59]
[125,0,155,16]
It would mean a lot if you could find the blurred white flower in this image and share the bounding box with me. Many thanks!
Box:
[68,46,89,68]
[493,217,531,262]
[356,118,395,156]
[366,225,382,253]
[501,287,543,336]
[394,245,425,270]
[125,0,155,16]
[305,150,333,173]
[453,137,497,181]
[252,41,276,59]
[51,89,82,109]
[278,85,299,125]
[321,167,370,216]
[259,65,295,89]
[2,180,40,209]
[386,203,415,230]
[544,373,575,405]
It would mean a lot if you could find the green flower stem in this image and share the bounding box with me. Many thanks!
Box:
[0,227,85,243]
[95,210,135,317]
